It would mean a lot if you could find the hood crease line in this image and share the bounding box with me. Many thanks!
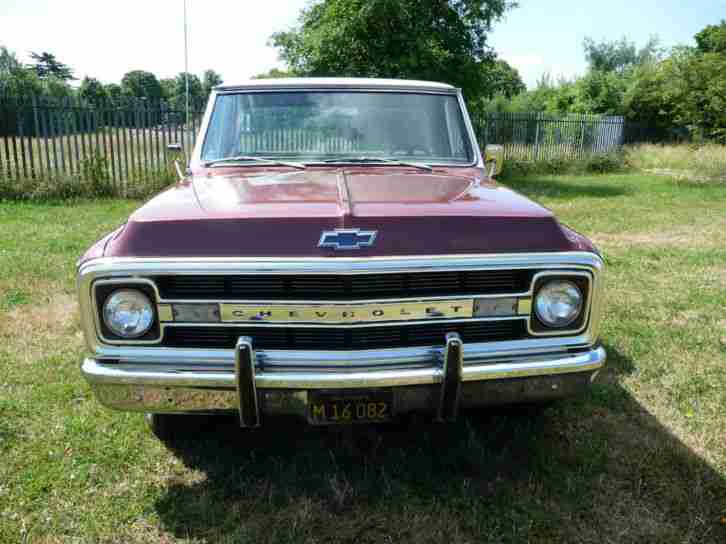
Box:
[337,170,354,228]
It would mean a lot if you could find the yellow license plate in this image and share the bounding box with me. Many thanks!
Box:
[308,390,392,425]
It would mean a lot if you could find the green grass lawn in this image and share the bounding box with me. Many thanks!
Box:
[625,143,726,181]
[1,173,725,543]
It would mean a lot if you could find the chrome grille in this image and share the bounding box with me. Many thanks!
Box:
[154,270,533,301]
[162,320,527,350]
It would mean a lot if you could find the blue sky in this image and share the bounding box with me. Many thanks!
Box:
[0,0,724,89]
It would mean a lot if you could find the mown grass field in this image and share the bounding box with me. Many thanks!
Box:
[625,143,726,182]
[0,173,725,543]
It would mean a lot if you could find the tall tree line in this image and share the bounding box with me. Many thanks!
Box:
[0,46,224,107]
[481,21,726,142]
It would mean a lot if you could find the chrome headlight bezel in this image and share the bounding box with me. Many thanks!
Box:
[529,272,592,336]
[93,279,161,344]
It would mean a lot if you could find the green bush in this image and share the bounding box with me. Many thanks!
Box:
[0,174,86,200]
[0,163,177,201]
[79,151,114,197]
[583,153,626,173]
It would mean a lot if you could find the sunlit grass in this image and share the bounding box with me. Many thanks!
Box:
[625,143,726,181]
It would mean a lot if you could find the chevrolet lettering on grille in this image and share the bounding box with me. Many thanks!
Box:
[219,301,474,324]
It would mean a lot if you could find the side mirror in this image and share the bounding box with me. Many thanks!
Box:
[484,144,504,178]
[167,143,187,181]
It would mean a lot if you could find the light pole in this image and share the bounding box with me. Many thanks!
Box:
[183,0,190,131]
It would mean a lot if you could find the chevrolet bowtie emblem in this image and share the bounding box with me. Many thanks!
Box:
[318,229,378,250]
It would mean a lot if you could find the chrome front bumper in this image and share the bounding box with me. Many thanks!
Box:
[81,344,606,424]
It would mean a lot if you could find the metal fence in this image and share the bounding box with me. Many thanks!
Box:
[0,96,206,184]
[0,96,659,184]
[472,112,626,160]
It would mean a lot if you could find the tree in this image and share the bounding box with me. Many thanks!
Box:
[172,72,204,108]
[202,69,223,96]
[41,76,74,100]
[0,46,23,74]
[0,46,42,98]
[482,59,525,98]
[695,20,726,54]
[160,77,176,101]
[270,0,516,103]
[2,47,73,100]
[482,71,561,113]
[29,51,75,80]
[571,70,626,115]
[79,76,107,105]
[532,36,666,116]
[669,46,726,140]
[583,36,662,74]
[121,70,162,100]
[622,60,678,129]
[104,83,122,102]
[253,68,296,79]
[620,22,726,141]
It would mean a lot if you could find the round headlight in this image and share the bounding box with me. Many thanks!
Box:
[534,280,583,328]
[102,289,154,338]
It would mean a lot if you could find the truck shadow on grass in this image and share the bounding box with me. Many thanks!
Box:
[502,176,631,200]
[154,344,725,543]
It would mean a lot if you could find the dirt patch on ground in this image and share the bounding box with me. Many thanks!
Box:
[594,230,712,248]
[0,291,82,362]
[593,217,726,249]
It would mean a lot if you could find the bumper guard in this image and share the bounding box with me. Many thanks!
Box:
[82,339,606,425]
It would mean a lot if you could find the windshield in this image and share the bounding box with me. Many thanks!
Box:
[201,91,474,165]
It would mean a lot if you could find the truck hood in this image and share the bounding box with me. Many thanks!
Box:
[104,168,588,258]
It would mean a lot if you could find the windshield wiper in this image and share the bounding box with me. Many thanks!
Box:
[320,156,432,172]
[203,155,306,170]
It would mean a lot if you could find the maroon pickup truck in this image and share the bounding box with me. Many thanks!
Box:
[78,78,605,439]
